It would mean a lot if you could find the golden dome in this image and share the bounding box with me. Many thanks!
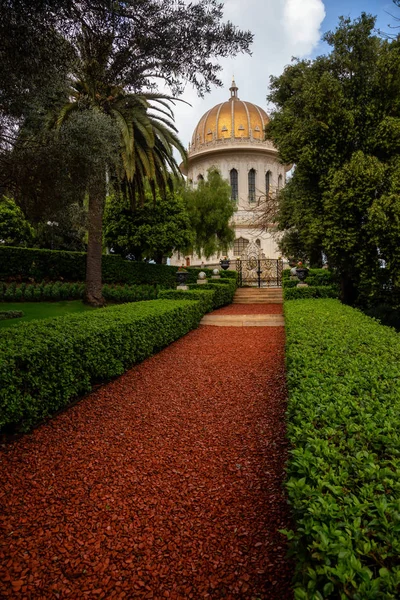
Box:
[190,80,269,148]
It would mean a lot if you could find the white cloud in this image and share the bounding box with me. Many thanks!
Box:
[283,0,326,54]
[172,0,326,151]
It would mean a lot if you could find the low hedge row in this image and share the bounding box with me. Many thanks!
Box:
[0,310,24,320]
[189,280,237,308]
[0,245,238,286]
[0,281,162,303]
[158,289,215,314]
[283,285,339,300]
[283,268,334,286]
[284,299,400,599]
[158,279,237,312]
[0,299,204,433]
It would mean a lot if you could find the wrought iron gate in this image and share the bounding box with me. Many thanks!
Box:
[237,257,283,287]
[236,241,283,287]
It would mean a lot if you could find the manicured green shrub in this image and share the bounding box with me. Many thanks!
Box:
[284,285,338,300]
[284,298,400,599]
[0,299,204,433]
[283,269,335,288]
[158,289,215,314]
[0,310,24,320]
[0,281,161,303]
[189,279,237,308]
[0,245,233,287]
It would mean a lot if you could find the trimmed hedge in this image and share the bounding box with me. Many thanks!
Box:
[159,278,237,311]
[284,299,400,599]
[0,245,238,286]
[189,280,237,308]
[0,310,24,320]
[283,285,339,300]
[158,289,215,314]
[283,268,334,286]
[0,281,163,303]
[0,299,204,433]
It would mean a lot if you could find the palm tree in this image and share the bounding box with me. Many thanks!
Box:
[55,32,186,306]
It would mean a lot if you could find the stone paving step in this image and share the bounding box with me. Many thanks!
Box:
[200,314,285,327]
[233,288,283,305]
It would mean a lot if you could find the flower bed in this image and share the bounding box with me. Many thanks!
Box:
[0,299,203,433]
[284,298,400,599]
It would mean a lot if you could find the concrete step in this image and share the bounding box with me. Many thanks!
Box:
[200,314,285,327]
[232,300,283,304]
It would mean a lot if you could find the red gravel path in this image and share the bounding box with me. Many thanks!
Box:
[0,325,293,599]
[212,304,283,315]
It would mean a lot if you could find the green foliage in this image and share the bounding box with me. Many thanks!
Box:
[0,299,204,432]
[0,310,24,321]
[0,281,160,303]
[159,277,237,311]
[157,289,215,314]
[182,168,236,258]
[284,299,400,598]
[103,191,193,262]
[283,285,338,300]
[266,14,400,305]
[283,270,336,288]
[188,279,237,308]
[0,196,34,246]
[0,245,228,287]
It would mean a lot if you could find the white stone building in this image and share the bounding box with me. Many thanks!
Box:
[173,80,289,267]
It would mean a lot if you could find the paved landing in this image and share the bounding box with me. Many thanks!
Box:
[201,314,285,327]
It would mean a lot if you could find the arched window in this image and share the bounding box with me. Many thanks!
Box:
[234,237,249,256]
[255,239,261,247]
[265,171,271,197]
[248,169,256,203]
[278,174,283,189]
[230,168,238,201]
[197,173,204,182]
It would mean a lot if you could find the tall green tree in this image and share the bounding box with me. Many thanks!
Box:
[182,168,236,259]
[0,196,34,247]
[55,50,187,304]
[1,1,252,305]
[266,13,400,305]
[103,190,193,263]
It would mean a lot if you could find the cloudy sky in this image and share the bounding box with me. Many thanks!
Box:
[173,0,396,149]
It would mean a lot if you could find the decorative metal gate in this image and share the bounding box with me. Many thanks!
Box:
[236,241,283,287]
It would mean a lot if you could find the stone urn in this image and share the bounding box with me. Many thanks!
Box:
[176,269,189,286]
[295,267,309,282]
[219,258,230,270]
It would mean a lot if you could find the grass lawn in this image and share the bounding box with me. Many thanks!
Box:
[0,301,96,329]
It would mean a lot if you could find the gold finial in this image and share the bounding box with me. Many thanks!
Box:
[229,77,239,100]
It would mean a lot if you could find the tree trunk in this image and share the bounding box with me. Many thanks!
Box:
[85,172,106,307]
[339,273,357,306]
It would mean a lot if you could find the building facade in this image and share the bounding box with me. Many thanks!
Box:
[174,80,289,267]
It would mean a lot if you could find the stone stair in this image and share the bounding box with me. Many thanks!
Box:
[233,287,283,304]
[199,287,284,327]
[200,314,284,327]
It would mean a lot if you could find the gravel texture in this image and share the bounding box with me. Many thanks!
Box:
[0,323,292,599]
[212,304,283,315]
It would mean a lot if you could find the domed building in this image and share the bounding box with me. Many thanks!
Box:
[175,79,289,268]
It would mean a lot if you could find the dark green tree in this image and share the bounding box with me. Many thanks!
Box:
[103,190,193,263]
[266,13,400,305]
[182,168,236,259]
[0,196,34,246]
[1,0,252,305]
